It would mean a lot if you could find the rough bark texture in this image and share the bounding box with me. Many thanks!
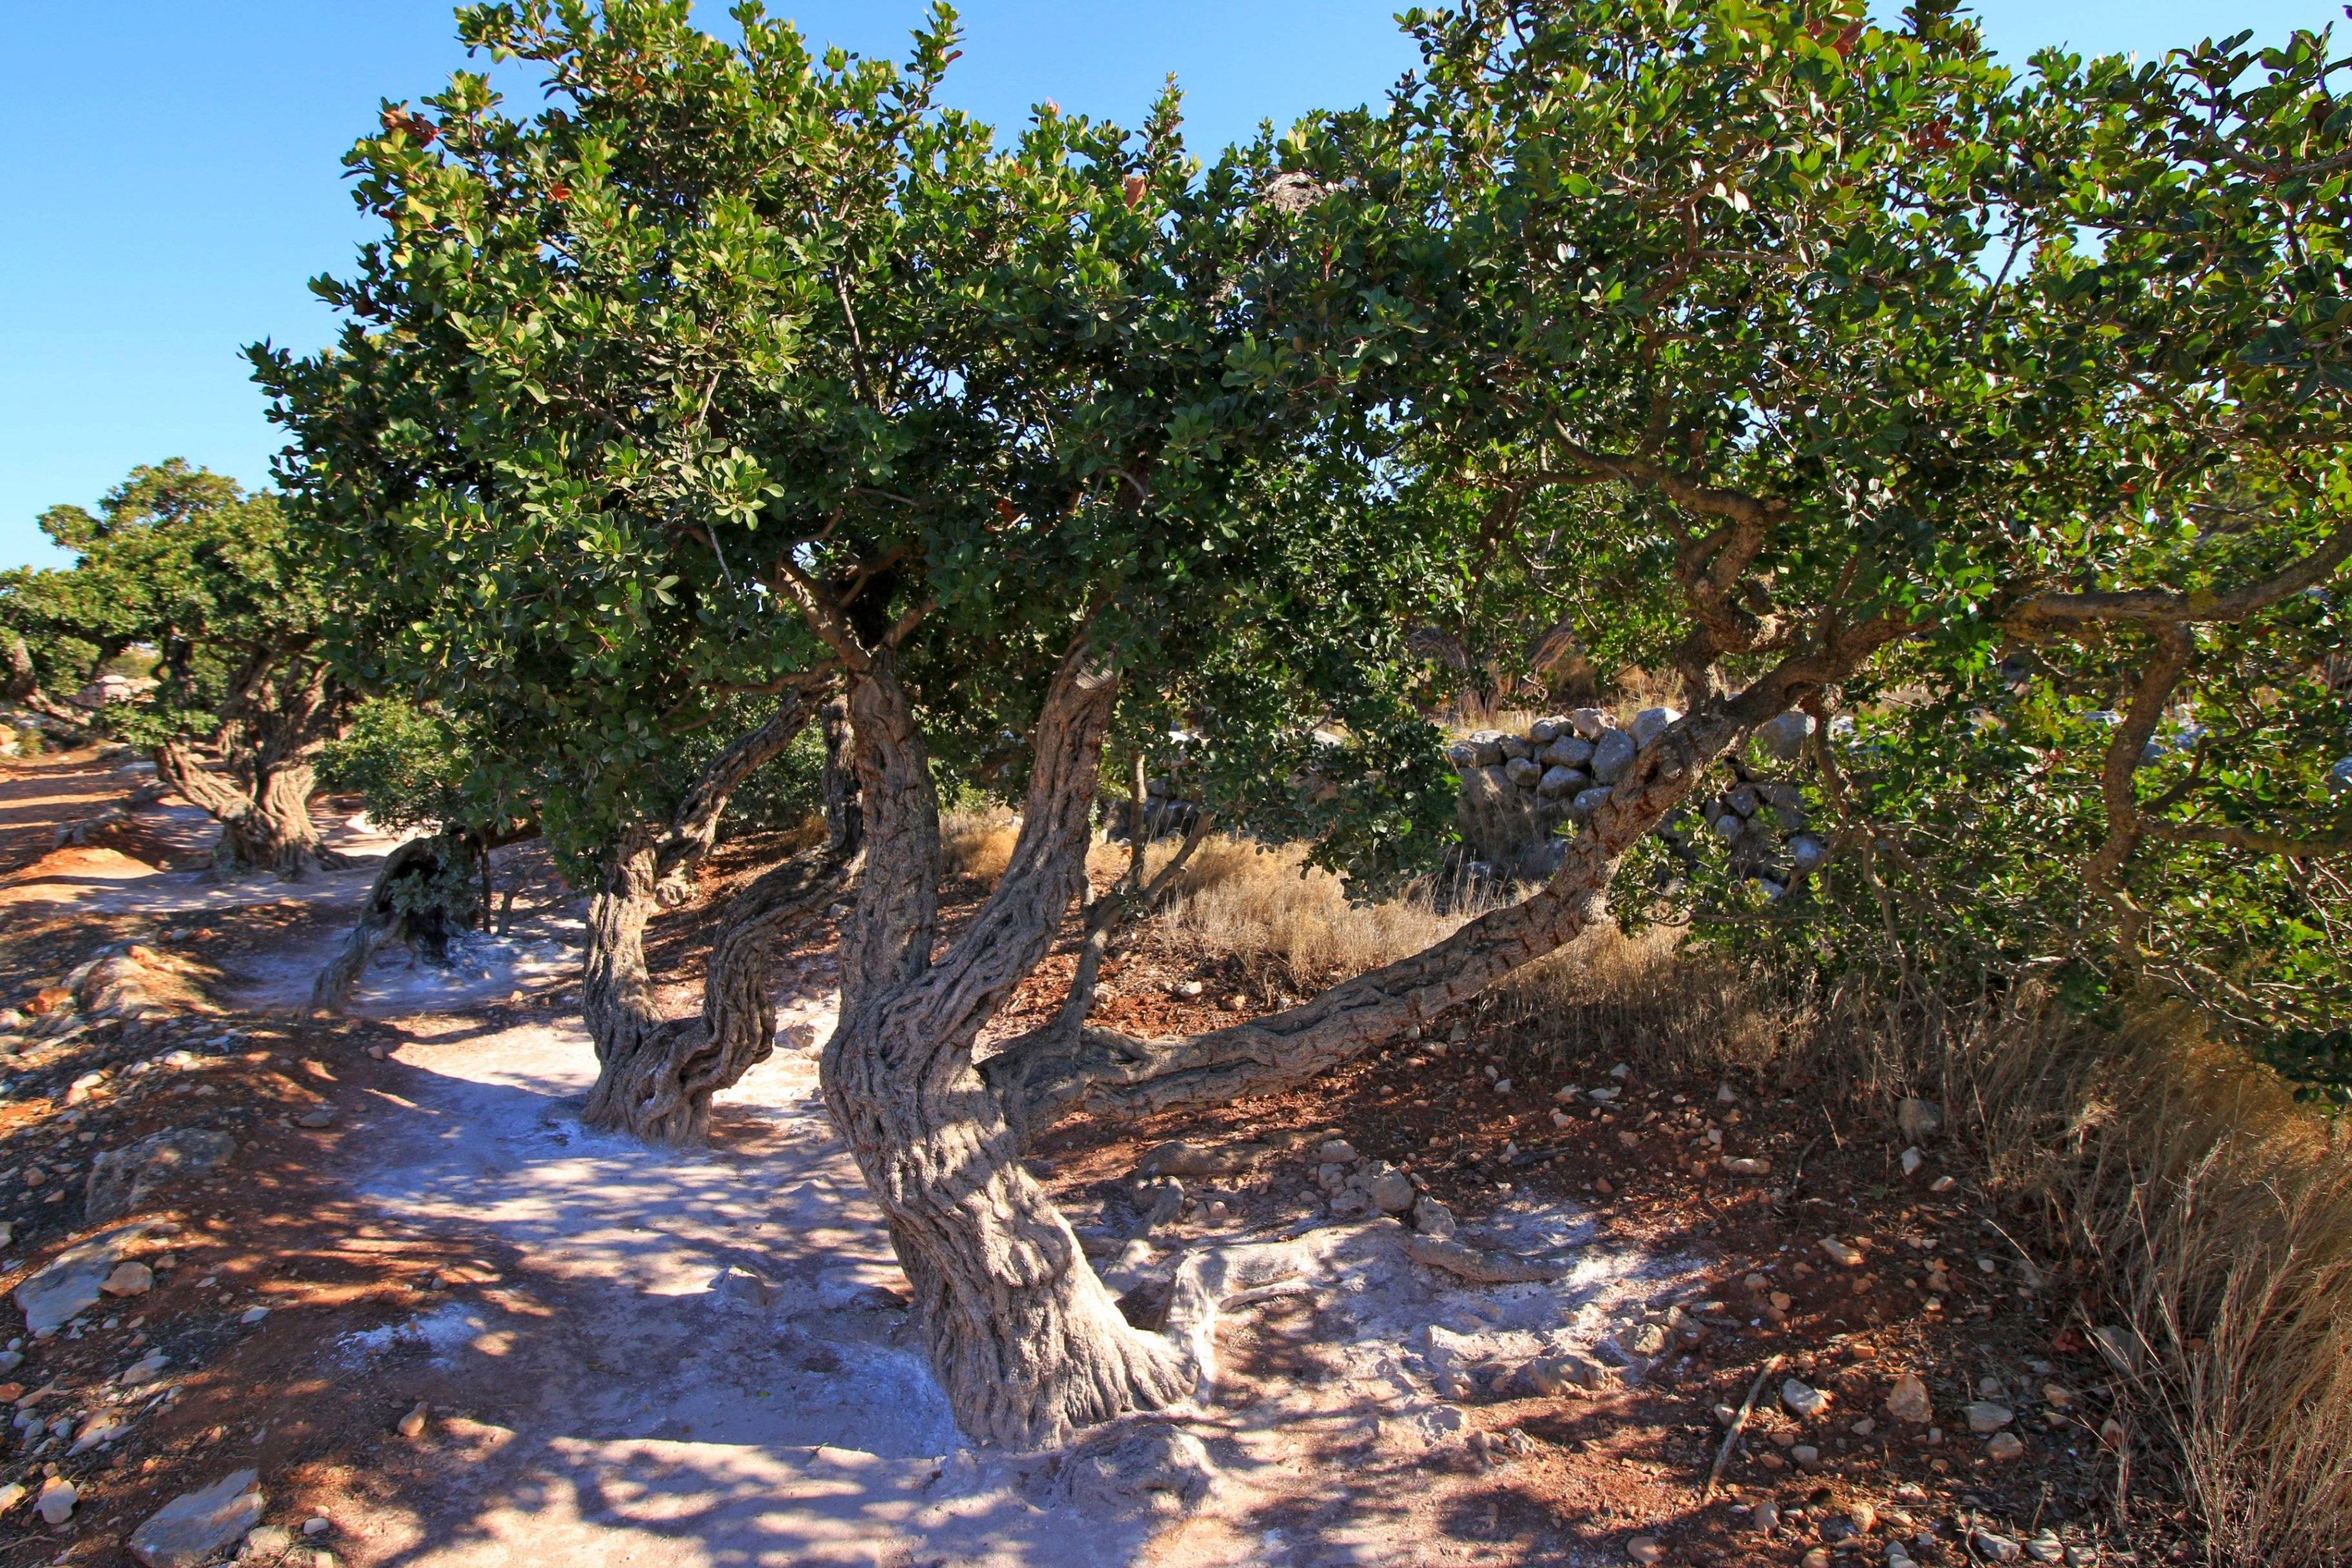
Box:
[152,743,341,879]
[821,645,1193,1449]
[149,650,348,879]
[579,682,850,1144]
[309,836,470,1013]
[580,828,665,1070]
[582,837,859,1144]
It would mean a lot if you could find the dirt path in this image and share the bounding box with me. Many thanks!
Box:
[1,755,2147,1568]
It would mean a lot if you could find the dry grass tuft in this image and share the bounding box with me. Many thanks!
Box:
[940,807,1021,885]
[1152,834,1471,991]
[1489,928,2352,1566]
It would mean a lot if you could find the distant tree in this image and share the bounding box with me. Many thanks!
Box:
[1,460,351,876]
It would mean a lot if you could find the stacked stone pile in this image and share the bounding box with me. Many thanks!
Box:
[1451,706,1828,894]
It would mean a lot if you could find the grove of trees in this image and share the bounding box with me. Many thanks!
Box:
[8,0,2350,1452]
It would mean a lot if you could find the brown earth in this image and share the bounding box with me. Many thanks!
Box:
[0,751,2180,1566]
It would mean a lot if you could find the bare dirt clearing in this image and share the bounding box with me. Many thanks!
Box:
[0,756,2162,1567]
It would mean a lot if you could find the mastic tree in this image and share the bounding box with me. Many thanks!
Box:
[1,461,352,876]
[261,0,2352,1450]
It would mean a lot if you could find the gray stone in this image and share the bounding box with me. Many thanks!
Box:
[85,1128,237,1224]
[1782,1378,1828,1418]
[1788,833,1830,873]
[1567,708,1611,741]
[1446,740,1478,768]
[1589,729,1636,783]
[35,1477,76,1525]
[1885,1374,1933,1424]
[1571,786,1614,818]
[1059,1423,1215,1518]
[244,1525,297,1556]
[1631,707,1681,748]
[15,1219,173,1335]
[1367,1167,1416,1215]
[2330,757,2352,796]
[129,1469,264,1567]
[1411,1195,1458,1239]
[1503,756,1543,789]
[1726,785,1759,818]
[1966,1401,2016,1434]
[1541,734,1594,769]
[1753,710,1816,763]
[1497,734,1534,761]
[1535,765,1583,798]
[1973,1529,2023,1563]
[1527,716,1567,744]
[1464,730,1506,767]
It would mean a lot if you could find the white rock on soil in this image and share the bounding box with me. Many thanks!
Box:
[1885,1373,1933,1424]
[102,1260,154,1297]
[1966,1401,2015,1433]
[36,1476,77,1524]
[14,1218,174,1335]
[1819,1237,1865,1268]
[1781,1378,1828,1418]
[128,1468,264,1568]
[0,1481,22,1516]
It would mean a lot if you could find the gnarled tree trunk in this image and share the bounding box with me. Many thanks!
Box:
[819,645,1195,1447]
[153,742,342,879]
[580,680,854,1144]
[808,627,1908,1448]
[152,651,349,879]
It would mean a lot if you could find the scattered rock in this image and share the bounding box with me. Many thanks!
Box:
[1627,1536,1664,1563]
[397,1401,429,1439]
[241,1306,270,1326]
[1752,1499,1781,1533]
[2025,1529,2066,1563]
[0,1480,22,1515]
[1367,1167,1416,1215]
[1819,1237,1865,1268]
[1899,1146,1924,1176]
[1410,1195,1458,1239]
[84,1128,237,1224]
[1966,1400,2015,1434]
[1974,1527,2023,1562]
[14,1218,174,1335]
[1059,1422,1215,1518]
[128,1469,264,1567]
[1885,1374,1933,1424]
[295,1106,338,1129]
[102,1260,155,1297]
[303,1516,333,1536]
[122,1349,170,1386]
[1987,1431,2026,1461]
[244,1525,297,1556]
[35,1476,76,1525]
[69,1409,128,1456]
[1721,1156,1771,1176]
[1781,1378,1829,1418]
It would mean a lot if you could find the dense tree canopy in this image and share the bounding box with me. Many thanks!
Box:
[1,460,353,874]
[243,0,2352,1446]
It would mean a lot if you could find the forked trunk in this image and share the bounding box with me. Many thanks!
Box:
[820,646,1195,1448]
[579,683,852,1144]
[583,835,858,1144]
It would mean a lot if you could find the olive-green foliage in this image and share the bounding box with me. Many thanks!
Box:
[318,698,482,834]
[258,0,1468,879]
[1,461,333,750]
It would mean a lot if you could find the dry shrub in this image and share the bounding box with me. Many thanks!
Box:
[940,807,1020,885]
[1156,835,1468,990]
[1951,1002,2352,1568]
[1487,925,2352,1565]
[1489,921,1801,1075]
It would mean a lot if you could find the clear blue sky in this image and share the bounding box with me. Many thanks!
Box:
[1,1,2338,569]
